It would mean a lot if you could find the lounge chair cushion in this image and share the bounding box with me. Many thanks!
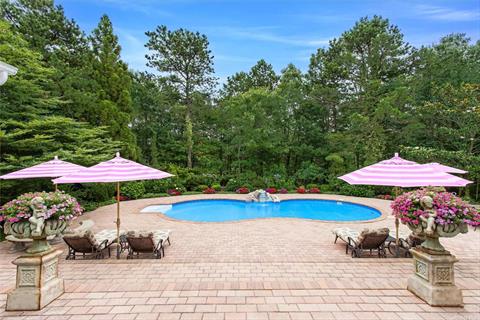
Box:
[95,229,124,245]
[64,229,123,247]
[357,228,389,243]
[152,230,171,245]
[126,230,154,238]
[332,227,360,243]
[126,230,171,246]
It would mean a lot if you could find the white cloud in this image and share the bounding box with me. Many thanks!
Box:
[211,26,331,47]
[415,4,480,21]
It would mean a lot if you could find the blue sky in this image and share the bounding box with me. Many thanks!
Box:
[57,0,480,82]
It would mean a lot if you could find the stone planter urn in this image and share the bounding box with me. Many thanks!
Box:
[4,196,68,311]
[405,195,468,307]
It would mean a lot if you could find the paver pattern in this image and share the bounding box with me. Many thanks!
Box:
[1,194,479,320]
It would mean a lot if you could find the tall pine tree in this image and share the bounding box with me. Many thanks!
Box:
[89,14,137,158]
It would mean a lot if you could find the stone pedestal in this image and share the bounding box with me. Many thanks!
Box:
[6,249,64,311]
[407,248,463,307]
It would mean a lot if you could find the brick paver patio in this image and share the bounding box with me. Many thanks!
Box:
[1,194,479,320]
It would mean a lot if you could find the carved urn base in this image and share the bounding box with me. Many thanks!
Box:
[407,248,463,307]
[6,249,64,311]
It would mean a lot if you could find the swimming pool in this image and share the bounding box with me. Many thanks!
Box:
[141,199,382,222]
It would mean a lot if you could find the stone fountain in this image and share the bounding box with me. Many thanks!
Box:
[246,189,280,203]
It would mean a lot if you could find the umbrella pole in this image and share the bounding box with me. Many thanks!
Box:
[394,187,401,258]
[116,182,121,259]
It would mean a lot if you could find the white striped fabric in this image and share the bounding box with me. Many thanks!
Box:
[53,153,173,184]
[338,154,472,188]
[0,156,86,179]
[424,163,467,174]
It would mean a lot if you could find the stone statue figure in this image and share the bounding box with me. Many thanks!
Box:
[29,197,46,237]
[419,196,437,236]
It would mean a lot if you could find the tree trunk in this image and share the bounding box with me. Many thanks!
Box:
[185,110,193,168]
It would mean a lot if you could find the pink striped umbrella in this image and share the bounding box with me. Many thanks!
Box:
[0,156,86,190]
[338,153,472,256]
[339,154,471,188]
[425,163,467,175]
[53,153,173,257]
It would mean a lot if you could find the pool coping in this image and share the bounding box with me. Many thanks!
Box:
[139,194,389,224]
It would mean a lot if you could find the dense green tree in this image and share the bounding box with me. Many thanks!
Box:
[221,71,251,97]
[249,59,278,90]
[131,72,183,166]
[0,19,59,120]
[412,34,480,103]
[1,6,480,203]
[90,15,137,158]
[0,117,120,202]
[145,25,216,168]
[1,0,96,121]
[221,59,278,98]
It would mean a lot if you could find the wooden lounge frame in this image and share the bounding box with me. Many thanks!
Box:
[126,234,166,259]
[63,236,112,260]
[347,231,389,258]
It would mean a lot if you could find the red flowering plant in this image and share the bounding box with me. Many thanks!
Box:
[203,187,216,194]
[0,191,83,223]
[236,187,250,194]
[296,186,307,194]
[308,187,321,194]
[265,187,277,194]
[391,188,479,229]
[279,188,288,194]
[167,188,182,196]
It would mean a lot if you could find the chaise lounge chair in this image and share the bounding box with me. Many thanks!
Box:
[63,228,122,260]
[125,230,171,259]
[332,227,390,258]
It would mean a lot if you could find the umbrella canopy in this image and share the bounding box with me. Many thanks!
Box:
[424,162,467,174]
[0,156,86,180]
[53,153,173,258]
[338,153,472,188]
[53,153,173,184]
[338,153,472,257]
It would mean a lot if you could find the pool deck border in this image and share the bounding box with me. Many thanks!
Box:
[138,193,389,224]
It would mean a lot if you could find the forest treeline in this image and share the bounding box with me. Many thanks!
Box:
[0,0,479,203]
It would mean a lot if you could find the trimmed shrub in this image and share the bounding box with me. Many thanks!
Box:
[338,184,375,198]
[309,187,321,194]
[279,188,288,194]
[122,182,146,200]
[211,183,222,192]
[196,184,209,192]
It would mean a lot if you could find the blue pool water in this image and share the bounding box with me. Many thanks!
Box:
[142,199,381,222]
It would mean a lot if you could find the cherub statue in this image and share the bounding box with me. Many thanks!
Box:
[29,197,46,237]
[419,195,437,236]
